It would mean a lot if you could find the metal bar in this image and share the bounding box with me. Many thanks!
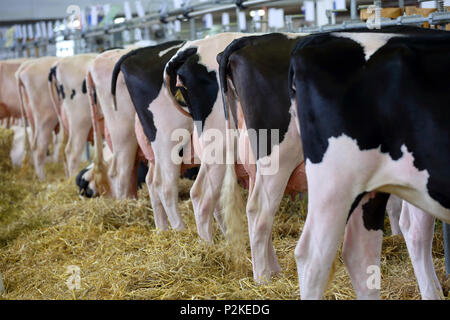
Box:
[187,0,283,18]
[190,18,197,40]
[299,11,450,33]
[236,5,242,32]
[351,0,358,20]
[189,4,236,18]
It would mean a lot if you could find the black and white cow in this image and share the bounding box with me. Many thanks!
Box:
[76,159,149,198]
[162,33,251,242]
[111,41,210,232]
[218,33,308,283]
[220,27,449,299]
[289,30,450,299]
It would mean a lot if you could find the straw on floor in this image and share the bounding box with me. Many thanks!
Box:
[0,127,448,299]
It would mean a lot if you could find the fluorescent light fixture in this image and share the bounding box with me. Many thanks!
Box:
[250,9,265,17]
[114,17,125,24]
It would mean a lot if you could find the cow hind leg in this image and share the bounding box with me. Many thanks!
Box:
[386,195,403,236]
[146,162,169,231]
[51,130,63,164]
[153,160,185,231]
[65,134,83,177]
[33,121,55,180]
[295,184,354,299]
[190,163,225,243]
[342,192,389,300]
[399,202,443,300]
[246,168,294,283]
[66,124,90,177]
[109,147,137,199]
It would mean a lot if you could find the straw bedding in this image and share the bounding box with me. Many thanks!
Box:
[0,129,448,299]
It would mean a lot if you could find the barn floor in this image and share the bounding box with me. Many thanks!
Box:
[0,161,449,300]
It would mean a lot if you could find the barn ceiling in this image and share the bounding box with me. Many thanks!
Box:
[0,0,183,23]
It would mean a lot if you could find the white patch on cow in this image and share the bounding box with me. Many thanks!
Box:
[332,32,399,60]
[158,43,185,57]
[306,134,450,223]
[285,32,310,39]
[296,134,450,299]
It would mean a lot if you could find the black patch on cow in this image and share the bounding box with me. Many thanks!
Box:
[290,30,450,210]
[165,47,197,108]
[182,167,199,180]
[75,167,94,198]
[70,89,76,100]
[93,89,97,105]
[48,66,60,99]
[179,51,219,134]
[166,47,220,135]
[111,41,185,142]
[48,66,57,82]
[81,79,87,94]
[218,33,301,159]
[361,193,390,231]
[59,85,65,100]
[347,192,367,222]
[137,161,148,189]
[347,192,389,231]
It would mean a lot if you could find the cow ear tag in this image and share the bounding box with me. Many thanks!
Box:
[175,89,186,104]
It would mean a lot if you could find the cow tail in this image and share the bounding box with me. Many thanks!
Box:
[86,70,110,196]
[48,66,60,116]
[48,65,68,175]
[218,48,247,270]
[15,71,32,171]
[111,48,139,111]
[218,37,254,119]
[110,54,122,111]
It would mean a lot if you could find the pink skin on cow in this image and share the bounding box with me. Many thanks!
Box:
[399,202,443,299]
[49,54,97,177]
[9,125,31,167]
[87,48,140,199]
[0,59,29,123]
[16,57,61,180]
